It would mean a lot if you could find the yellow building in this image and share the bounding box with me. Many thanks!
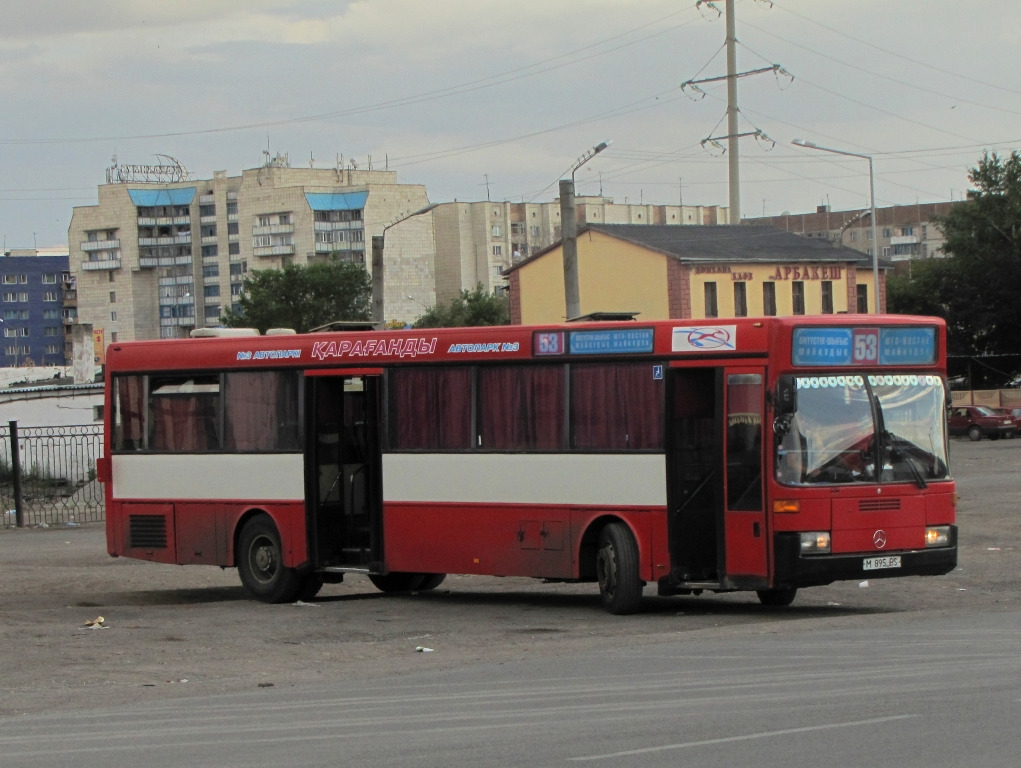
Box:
[506,224,886,324]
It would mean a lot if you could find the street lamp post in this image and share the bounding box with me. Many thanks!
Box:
[371,203,438,326]
[560,141,610,320]
[791,139,881,314]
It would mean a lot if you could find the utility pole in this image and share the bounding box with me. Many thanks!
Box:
[683,1,786,225]
[726,0,740,221]
[560,141,610,320]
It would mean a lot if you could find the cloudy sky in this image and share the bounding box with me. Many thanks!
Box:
[2,0,1019,250]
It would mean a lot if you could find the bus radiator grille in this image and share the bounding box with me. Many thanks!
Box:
[129,515,169,549]
[858,499,901,512]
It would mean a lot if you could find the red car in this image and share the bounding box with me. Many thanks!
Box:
[949,406,1016,441]
[994,407,1021,435]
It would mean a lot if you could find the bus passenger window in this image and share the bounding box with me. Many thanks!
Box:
[149,375,221,452]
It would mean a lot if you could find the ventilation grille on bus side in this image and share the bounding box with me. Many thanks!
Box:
[858,498,901,512]
[129,515,168,549]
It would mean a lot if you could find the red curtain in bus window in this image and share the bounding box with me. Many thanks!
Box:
[150,393,219,452]
[224,371,300,451]
[115,375,145,451]
[390,367,473,450]
[571,363,664,450]
[478,365,564,450]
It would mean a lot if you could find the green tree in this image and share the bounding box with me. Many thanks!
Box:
[889,151,1021,357]
[412,284,510,328]
[220,259,371,333]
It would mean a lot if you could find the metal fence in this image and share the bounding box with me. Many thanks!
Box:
[1,422,104,528]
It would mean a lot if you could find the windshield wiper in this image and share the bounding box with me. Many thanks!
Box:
[884,431,927,489]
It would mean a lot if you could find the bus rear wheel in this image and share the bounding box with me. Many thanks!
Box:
[756,587,797,607]
[596,522,643,615]
[237,515,300,603]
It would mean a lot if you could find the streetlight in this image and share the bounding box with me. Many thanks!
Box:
[791,138,881,314]
[371,203,439,325]
[560,141,611,320]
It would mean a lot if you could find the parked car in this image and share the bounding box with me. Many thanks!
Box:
[948,405,1016,441]
[994,407,1021,435]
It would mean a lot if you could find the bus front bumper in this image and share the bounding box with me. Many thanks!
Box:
[772,526,958,589]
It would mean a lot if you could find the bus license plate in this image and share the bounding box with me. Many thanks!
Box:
[863,556,901,571]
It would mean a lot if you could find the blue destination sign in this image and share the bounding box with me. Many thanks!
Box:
[569,328,655,355]
[793,326,936,366]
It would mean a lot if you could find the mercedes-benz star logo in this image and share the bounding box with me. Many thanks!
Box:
[873,530,888,549]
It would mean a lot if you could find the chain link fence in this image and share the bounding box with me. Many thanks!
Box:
[1,423,104,528]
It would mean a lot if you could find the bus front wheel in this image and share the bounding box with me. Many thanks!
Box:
[596,522,644,615]
[756,587,797,607]
[237,516,300,603]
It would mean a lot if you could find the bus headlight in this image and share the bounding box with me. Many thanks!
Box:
[925,526,951,548]
[799,532,831,554]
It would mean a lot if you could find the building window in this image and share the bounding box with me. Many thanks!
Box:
[762,282,776,316]
[492,245,502,256]
[857,284,869,313]
[110,291,116,303]
[42,274,57,284]
[704,282,718,318]
[229,242,240,255]
[882,228,891,238]
[42,292,56,302]
[492,225,502,237]
[848,231,857,242]
[111,311,117,322]
[821,281,834,314]
[733,282,748,317]
[792,281,805,315]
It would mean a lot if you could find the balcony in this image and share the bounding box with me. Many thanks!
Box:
[81,258,121,271]
[81,238,120,252]
[201,235,218,245]
[253,244,295,258]
[199,194,215,204]
[200,215,217,225]
[252,224,295,236]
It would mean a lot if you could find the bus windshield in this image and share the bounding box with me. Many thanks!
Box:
[775,374,950,486]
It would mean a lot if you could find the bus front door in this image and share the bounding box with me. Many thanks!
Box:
[666,366,768,591]
[307,374,383,570]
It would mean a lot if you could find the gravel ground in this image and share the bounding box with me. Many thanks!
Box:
[0,439,1016,717]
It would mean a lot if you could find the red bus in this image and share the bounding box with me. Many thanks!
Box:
[97,315,957,614]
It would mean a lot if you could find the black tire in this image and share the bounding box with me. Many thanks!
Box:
[968,426,983,442]
[416,574,447,591]
[297,573,325,601]
[368,572,427,593]
[237,515,301,603]
[596,522,644,615]
[756,587,798,607]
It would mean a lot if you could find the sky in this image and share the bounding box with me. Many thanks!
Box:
[2,0,1020,250]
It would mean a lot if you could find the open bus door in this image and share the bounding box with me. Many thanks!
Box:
[306,371,383,572]
[664,365,768,594]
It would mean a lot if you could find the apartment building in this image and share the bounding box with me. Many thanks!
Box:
[69,153,732,341]
[431,197,729,305]
[744,202,955,263]
[0,249,75,368]
[68,156,433,344]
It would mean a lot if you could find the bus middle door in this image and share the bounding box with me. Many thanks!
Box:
[307,371,383,570]
[666,366,768,590]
